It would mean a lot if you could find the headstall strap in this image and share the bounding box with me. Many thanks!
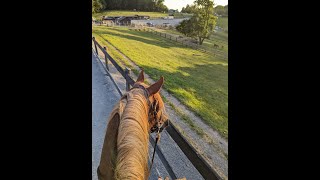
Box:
[130,84,169,132]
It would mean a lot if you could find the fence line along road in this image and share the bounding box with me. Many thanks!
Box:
[92,37,223,180]
[143,28,228,60]
[93,23,228,60]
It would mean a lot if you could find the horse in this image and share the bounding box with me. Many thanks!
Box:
[97,70,170,180]
[213,43,219,48]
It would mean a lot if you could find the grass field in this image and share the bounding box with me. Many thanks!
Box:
[93,10,168,19]
[152,16,228,46]
[93,26,228,138]
[155,27,228,54]
[93,34,135,70]
[216,17,228,31]
[203,30,228,53]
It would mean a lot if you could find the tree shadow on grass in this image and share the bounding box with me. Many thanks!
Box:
[94,27,196,49]
[134,62,228,137]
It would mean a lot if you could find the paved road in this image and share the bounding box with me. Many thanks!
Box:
[92,52,204,180]
[92,53,121,180]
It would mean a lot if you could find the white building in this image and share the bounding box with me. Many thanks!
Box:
[131,18,189,27]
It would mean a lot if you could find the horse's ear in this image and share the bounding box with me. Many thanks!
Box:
[147,76,164,95]
[136,70,144,83]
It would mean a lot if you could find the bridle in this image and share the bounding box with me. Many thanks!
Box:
[130,84,169,133]
[130,84,169,173]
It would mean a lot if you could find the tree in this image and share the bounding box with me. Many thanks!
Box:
[176,0,216,45]
[92,0,105,13]
[176,19,196,37]
[214,5,228,16]
[181,7,185,13]
[154,0,167,12]
[181,4,197,14]
[98,0,167,12]
[224,5,228,16]
[214,5,224,16]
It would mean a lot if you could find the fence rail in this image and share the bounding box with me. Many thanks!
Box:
[93,24,227,60]
[92,37,223,180]
[144,28,228,60]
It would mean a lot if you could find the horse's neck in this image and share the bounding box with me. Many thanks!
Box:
[115,93,150,180]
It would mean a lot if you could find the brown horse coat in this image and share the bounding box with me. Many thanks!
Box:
[98,71,167,180]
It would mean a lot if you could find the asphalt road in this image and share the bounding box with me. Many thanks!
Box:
[92,52,204,180]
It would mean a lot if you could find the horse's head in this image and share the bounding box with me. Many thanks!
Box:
[133,70,169,133]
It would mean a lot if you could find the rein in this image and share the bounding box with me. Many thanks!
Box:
[150,128,161,173]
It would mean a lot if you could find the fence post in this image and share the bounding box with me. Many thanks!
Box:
[125,67,131,91]
[93,37,98,55]
[103,47,109,71]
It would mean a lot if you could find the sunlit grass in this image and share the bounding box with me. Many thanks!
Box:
[216,17,228,31]
[93,26,228,138]
[154,26,228,54]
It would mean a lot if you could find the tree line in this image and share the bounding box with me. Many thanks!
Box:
[180,4,197,14]
[181,3,228,17]
[214,5,228,16]
[92,0,168,13]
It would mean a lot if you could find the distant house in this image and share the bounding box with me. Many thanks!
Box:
[102,15,150,25]
[131,18,190,27]
[117,15,150,25]
[168,9,178,16]
[102,16,119,25]
[162,16,174,19]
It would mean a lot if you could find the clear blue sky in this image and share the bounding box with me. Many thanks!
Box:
[164,0,228,11]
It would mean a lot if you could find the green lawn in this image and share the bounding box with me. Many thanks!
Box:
[154,27,228,55]
[93,26,228,138]
[216,17,228,31]
[93,10,168,19]
[156,29,184,36]
[93,34,133,70]
[203,30,228,53]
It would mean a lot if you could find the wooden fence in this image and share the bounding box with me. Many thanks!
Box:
[143,28,228,60]
[92,37,223,180]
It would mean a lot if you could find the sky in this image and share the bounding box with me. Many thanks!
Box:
[164,0,228,11]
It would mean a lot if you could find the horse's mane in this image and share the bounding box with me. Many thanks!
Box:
[115,88,151,180]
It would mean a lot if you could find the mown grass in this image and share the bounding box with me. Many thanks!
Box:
[93,10,168,19]
[93,33,135,70]
[156,29,184,36]
[213,30,228,41]
[216,17,228,31]
[203,31,228,53]
[154,24,228,54]
[167,101,206,137]
[92,26,228,138]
